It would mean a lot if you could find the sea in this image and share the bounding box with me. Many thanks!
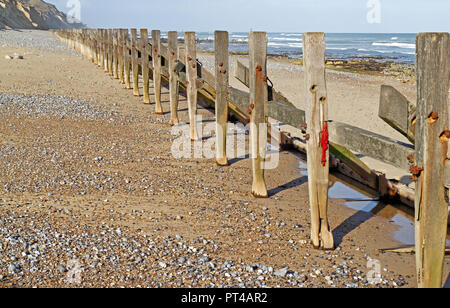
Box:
[160,32,417,64]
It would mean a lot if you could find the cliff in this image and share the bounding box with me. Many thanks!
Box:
[0,0,85,29]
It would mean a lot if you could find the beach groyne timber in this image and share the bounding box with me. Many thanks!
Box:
[54,29,449,288]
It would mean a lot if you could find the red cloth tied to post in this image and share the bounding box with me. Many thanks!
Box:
[320,123,329,167]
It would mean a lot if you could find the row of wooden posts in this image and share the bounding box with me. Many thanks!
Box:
[54,29,449,288]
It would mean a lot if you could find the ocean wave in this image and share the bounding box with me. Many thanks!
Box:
[271,37,302,42]
[268,42,303,48]
[327,47,350,50]
[372,42,415,49]
[280,33,302,37]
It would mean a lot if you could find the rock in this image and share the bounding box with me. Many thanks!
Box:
[5,55,13,60]
[159,262,167,269]
[8,264,18,274]
[198,256,211,264]
[274,267,289,278]
[57,265,67,273]
[13,55,24,60]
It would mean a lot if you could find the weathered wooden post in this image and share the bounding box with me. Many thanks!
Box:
[414,32,449,288]
[98,29,105,69]
[97,29,102,67]
[140,29,150,104]
[108,29,114,75]
[168,31,180,125]
[152,30,163,114]
[185,32,199,141]
[249,31,268,198]
[123,29,132,90]
[88,30,95,63]
[92,30,98,65]
[118,29,125,84]
[80,29,85,57]
[104,29,109,73]
[131,29,140,96]
[215,31,229,166]
[303,32,334,250]
[113,29,119,79]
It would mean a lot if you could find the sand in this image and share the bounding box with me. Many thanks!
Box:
[0,30,448,288]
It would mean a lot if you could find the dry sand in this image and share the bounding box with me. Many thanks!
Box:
[0,30,448,288]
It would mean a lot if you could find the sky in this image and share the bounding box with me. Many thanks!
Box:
[47,0,450,33]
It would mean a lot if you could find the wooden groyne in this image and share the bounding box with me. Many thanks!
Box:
[54,29,449,288]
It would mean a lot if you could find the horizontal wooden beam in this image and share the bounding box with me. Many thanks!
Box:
[379,85,416,143]
[234,59,294,106]
[328,121,414,171]
[232,60,417,173]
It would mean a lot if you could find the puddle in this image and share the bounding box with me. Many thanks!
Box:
[298,160,449,248]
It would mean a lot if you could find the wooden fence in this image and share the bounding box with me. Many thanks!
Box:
[53,29,449,288]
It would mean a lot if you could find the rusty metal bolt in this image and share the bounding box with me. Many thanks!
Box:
[407,153,415,163]
[185,81,189,86]
[219,62,224,67]
[171,51,175,56]
[440,130,450,143]
[410,165,423,176]
[220,69,227,74]
[250,103,255,110]
[263,76,268,82]
[300,124,307,130]
[304,134,310,141]
[428,112,439,123]
[256,65,262,72]
[187,56,192,62]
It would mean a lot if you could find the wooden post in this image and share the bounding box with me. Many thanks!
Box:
[108,29,114,75]
[140,29,150,104]
[104,29,109,72]
[215,31,229,166]
[168,31,180,124]
[113,29,119,79]
[152,30,163,114]
[89,30,95,63]
[99,29,104,69]
[131,29,140,96]
[92,30,98,65]
[303,32,334,250]
[118,29,125,84]
[97,29,102,67]
[414,32,449,288]
[249,31,268,198]
[185,32,199,140]
[123,29,132,90]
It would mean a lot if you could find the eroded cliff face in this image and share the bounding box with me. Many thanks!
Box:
[0,0,84,29]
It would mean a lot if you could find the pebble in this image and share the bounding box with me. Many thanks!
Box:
[274,267,289,278]
[0,30,409,289]
[57,265,67,273]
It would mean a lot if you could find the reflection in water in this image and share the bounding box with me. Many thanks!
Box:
[299,160,418,246]
[298,159,449,261]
